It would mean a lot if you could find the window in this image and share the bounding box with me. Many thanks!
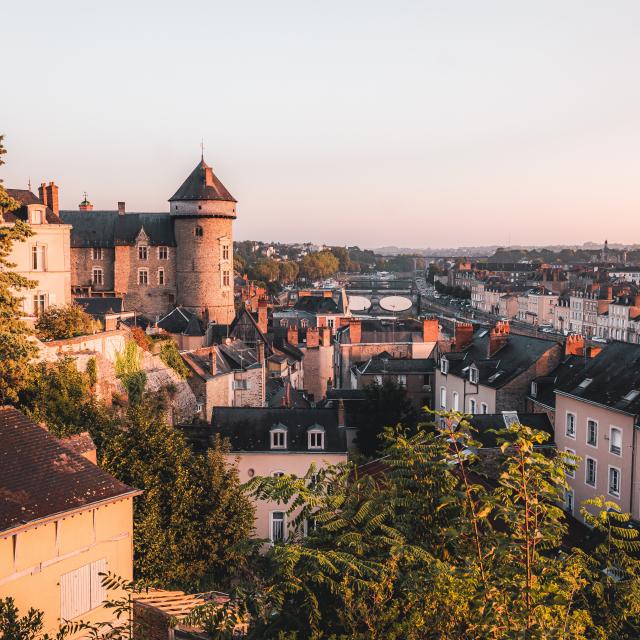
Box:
[271,429,287,449]
[158,246,168,260]
[222,270,230,287]
[233,380,248,390]
[33,293,46,316]
[440,386,446,409]
[452,391,459,411]
[440,358,449,375]
[138,269,149,285]
[530,381,537,397]
[585,457,597,487]
[374,375,383,385]
[610,428,622,456]
[31,208,42,224]
[609,467,621,497]
[92,247,103,260]
[92,268,103,286]
[327,317,335,329]
[31,245,46,271]
[60,559,106,621]
[468,398,477,414]
[397,374,407,387]
[158,268,165,285]
[270,511,285,542]
[308,429,325,450]
[564,489,574,514]
[481,402,488,414]
[566,412,576,438]
[586,419,598,447]
[194,226,203,237]
[564,448,576,478]
[469,367,479,384]
[222,244,230,260]
[138,245,148,260]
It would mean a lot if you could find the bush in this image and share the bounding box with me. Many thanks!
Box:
[159,341,190,378]
[86,356,98,387]
[130,326,152,351]
[35,303,98,341]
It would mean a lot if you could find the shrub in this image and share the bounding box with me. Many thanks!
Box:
[159,341,190,378]
[86,356,98,387]
[35,303,98,341]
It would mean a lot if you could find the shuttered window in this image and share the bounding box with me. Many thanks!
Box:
[60,559,107,621]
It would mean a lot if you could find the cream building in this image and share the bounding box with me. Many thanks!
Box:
[3,186,71,319]
[0,407,140,636]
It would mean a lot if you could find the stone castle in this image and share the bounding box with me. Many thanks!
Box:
[57,157,236,324]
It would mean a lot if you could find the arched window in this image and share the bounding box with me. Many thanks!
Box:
[194,226,203,237]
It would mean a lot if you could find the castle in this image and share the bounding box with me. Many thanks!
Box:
[57,157,236,324]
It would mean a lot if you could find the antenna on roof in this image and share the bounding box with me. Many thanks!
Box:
[200,138,204,160]
[28,177,31,191]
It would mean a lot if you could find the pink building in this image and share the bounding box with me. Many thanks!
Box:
[554,342,640,521]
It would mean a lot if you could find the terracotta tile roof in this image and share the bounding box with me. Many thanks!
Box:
[0,406,140,534]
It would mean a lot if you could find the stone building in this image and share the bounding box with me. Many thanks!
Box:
[59,157,235,324]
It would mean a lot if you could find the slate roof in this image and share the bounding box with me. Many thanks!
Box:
[58,211,176,248]
[157,307,204,336]
[354,356,435,376]
[466,412,554,448]
[555,342,640,417]
[211,407,347,453]
[58,432,96,458]
[293,296,340,314]
[182,347,232,380]
[5,189,60,224]
[169,159,236,203]
[0,407,139,534]
[528,355,588,410]
[442,332,557,389]
[75,297,124,316]
[266,379,312,409]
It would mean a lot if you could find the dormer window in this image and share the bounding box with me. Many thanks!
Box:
[138,245,148,260]
[31,208,43,224]
[308,426,325,450]
[531,381,538,397]
[440,358,449,375]
[270,426,287,449]
[469,366,479,385]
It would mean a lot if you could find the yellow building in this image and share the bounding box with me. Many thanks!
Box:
[3,185,72,318]
[0,406,141,635]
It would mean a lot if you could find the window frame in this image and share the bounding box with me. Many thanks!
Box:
[452,391,459,412]
[586,418,598,448]
[608,465,621,498]
[564,448,576,478]
[585,456,597,488]
[397,374,407,388]
[92,247,103,261]
[565,412,576,439]
[468,398,477,414]
[157,246,168,260]
[308,428,325,450]
[33,293,47,316]
[137,245,148,261]
[158,268,165,286]
[469,366,479,385]
[481,402,488,414]
[610,427,622,456]
[269,511,286,543]
[440,358,449,375]
[194,226,204,238]
[137,268,149,286]
[92,267,104,286]
[270,428,287,450]
[440,386,446,409]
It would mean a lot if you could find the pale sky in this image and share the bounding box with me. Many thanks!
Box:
[3,0,640,248]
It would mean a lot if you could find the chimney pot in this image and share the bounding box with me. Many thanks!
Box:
[118,201,126,215]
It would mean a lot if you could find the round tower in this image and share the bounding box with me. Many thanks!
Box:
[170,157,236,325]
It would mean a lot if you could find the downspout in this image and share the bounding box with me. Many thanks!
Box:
[631,417,639,518]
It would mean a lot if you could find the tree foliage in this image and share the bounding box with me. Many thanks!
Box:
[34,303,98,341]
[159,339,190,378]
[299,251,339,281]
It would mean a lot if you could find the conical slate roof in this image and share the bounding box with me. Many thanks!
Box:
[169,158,236,202]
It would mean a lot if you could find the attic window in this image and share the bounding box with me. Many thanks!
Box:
[578,378,593,389]
[308,426,325,450]
[270,427,287,449]
[469,367,479,385]
[531,381,538,397]
[624,389,640,402]
[487,371,502,383]
[440,358,449,375]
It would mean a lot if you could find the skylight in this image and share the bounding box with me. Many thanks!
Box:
[487,371,503,383]
[623,389,640,402]
[578,378,593,389]
[478,330,488,338]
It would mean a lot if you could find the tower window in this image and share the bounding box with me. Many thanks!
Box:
[222,245,230,261]
[195,226,203,237]
[223,270,230,287]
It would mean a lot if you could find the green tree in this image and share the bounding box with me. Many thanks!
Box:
[252,258,280,283]
[329,246,350,272]
[34,303,98,341]
[299,251,339,281]
[0,597,68,640]
[278,260,299,284]
[0,134,20,215]
[100,399,254,590]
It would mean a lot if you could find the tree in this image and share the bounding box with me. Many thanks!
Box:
[159,340,190,378]
[329,246,350,272]
[35,303,98,341]
[299,251,339,281]
[100,399,255,590]
[0,597,68,640]
[278,260,299,284]
[251,258,280,283]
[0,134,20,215]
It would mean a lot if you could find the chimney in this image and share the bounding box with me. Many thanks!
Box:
[423,317,439,343]
[287,326,299,345]
[323,290,333,298]
[306,327,320,348]
[348,318,362,344]
[38,183,48,207]
[257,341,265,364]
[453,322,474,351]
[337,399,346,429]
[565,334,584,357]
[209,348,217,375]
[118,201,126,216]
[320,326,331,347]
[257,299,268,334]
[45,182,59,216]
[487,323,509,358]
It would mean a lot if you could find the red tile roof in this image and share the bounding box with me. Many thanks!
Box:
[0,406,140,534]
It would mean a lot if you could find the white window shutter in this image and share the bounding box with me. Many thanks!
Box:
[90,558,107,609]
[49,292,56,304]
[60,564,91,621]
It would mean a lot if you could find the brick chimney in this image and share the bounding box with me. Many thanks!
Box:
[43,182,59,216]
[423,317,439,343]
[320,326,331,347]
[565,334,584,357]
[306,327,319,348]
[287,325,299,345]
[209,348,217,375]
[38,183,48,208]
[453,322,474,351]
[257,299,268,334]
[348,318,362,344]
[118,201,126,216]
[487,322,509,358]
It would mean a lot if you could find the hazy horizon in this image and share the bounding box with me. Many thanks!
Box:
[3,1,640,248]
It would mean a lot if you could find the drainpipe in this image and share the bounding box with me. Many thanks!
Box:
[631,418,639,518]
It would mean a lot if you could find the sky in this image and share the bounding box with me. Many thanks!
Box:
[3,0,640,249]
